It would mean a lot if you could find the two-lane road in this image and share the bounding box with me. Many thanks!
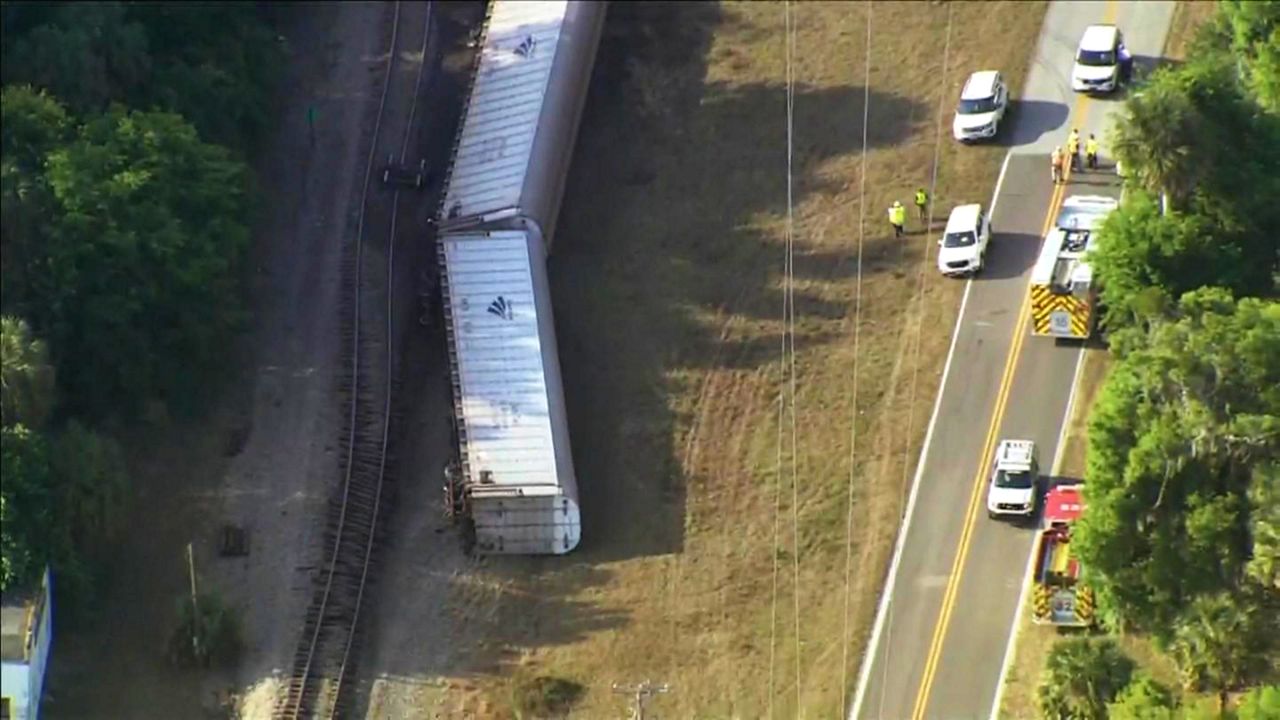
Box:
[850,3,1175,719]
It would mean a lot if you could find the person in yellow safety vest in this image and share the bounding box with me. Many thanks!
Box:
[1085,133,1099,170]
[1067,128,1081,171]
[888,201,906,238]
[914,188,929,225]
[1050,146,1064,185]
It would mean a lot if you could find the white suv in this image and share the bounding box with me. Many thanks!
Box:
[1071,24,1128,93]
[936,203,991,277]
[953,70,1008,142]
[986,439,1039,520]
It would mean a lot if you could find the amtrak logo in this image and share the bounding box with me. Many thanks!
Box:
[487,296,514,320]
[515,35,537,58]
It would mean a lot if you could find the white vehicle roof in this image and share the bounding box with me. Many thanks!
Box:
[995,439,1035,472]
[1056,195,1118,231]
[960,70,1000,100]
[945,203,982,233]
[1030,195,1117,286]
[1079,24,1119,52]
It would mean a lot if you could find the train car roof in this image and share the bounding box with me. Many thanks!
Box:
[439,1,570,224]
[440,230,564,494]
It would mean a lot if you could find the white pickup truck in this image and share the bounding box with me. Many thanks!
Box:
[986,439,1039,520]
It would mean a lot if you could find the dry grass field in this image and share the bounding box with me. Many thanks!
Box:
[430,2,1048,717]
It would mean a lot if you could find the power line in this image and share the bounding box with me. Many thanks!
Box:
[784,0,803,712]
[840,3,873,717]
[767,3,795,714]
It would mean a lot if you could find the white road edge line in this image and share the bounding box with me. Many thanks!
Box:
[986,343,1086,720]
[848,149,1014,720]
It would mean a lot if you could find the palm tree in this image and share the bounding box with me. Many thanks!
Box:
[1108,80,1202,215]
[1037,637,1135,720]
[1171,593,1269,712]
[0,315,56,429]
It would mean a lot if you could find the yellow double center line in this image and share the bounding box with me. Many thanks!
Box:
[908,5,1115,717]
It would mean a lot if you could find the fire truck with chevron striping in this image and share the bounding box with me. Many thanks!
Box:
[1030,484,1096,627]
[1029,195,1118,339]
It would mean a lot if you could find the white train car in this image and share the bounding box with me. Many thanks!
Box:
[436,0,604,555]
[438,0,605,247]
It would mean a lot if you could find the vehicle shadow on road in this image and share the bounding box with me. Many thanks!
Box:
[977,231,1043,282]
[997,99,1070,148]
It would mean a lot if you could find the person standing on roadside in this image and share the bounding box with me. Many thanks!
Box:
[914,187,929,226]
[888,200,906,238]
[1085,133,1100,170]
[1051,146,1064,184]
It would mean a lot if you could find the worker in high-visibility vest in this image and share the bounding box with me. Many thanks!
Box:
[888,201,906,238]
[914,188,929,226]
[1085,134,1100,170]
[1050,146,1065,185]
[1067,128,1081,171]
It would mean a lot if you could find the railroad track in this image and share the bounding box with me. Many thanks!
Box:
[276,2,434,718]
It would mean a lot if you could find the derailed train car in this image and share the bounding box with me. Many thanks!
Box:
[437,0,605,554]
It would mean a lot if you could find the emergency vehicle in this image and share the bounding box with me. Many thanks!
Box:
[1031,484,1096,627]
[1029,195,1117,339]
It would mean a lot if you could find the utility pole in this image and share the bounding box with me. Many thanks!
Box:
[612,680,670,720]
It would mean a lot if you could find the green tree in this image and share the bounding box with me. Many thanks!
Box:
[0,3,151,115]
[1179,697,1228,720]
[0,2,282,151]
[1,85,73,312]
[1108,674,1177,720]
[38,105,251,417]
[1246,462,1279,590]
[50,421,128,558]
[1171,593,1273,710]
[123,3,283,149]
[1235,685,1280,720]
[1076,289,1280,633]
[1093,195,1246,334]
[1218,0,1280,113]
[0,424,54,591]
[0,316,56,429]
[1037,637,1136,720]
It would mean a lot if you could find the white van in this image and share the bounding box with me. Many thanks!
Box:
[1071,24,1130,94]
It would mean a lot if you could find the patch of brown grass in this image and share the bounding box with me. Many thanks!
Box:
[1165,1,1219,62]
[1056,347,1112,481]
[438,2,1048,717]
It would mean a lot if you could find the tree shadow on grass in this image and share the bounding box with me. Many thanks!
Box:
[552,0,924,566]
